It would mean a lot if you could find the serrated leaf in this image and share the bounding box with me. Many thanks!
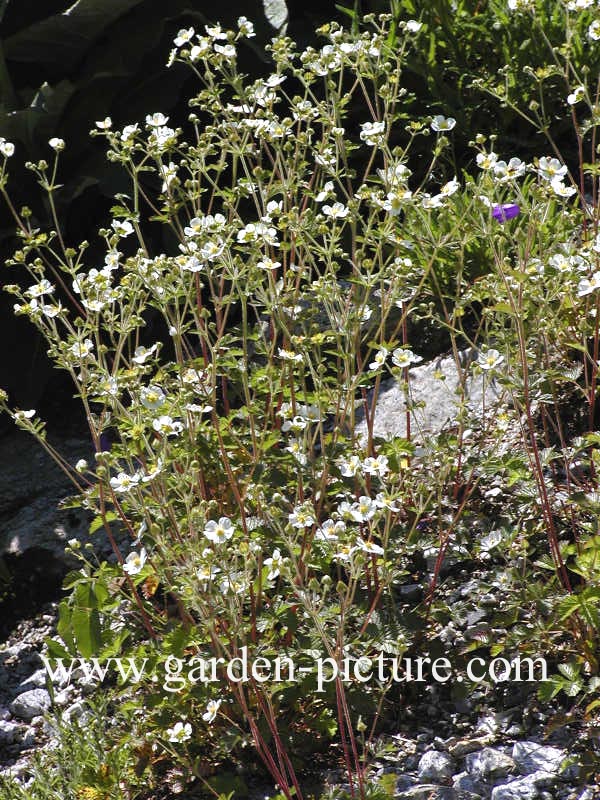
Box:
[90,511,117,535]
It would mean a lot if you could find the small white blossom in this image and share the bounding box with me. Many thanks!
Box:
[202,700,221,724]
[0,140,15,158]
[567,86,585,105]
[360,120,385,146]
[95,117,112,129]
[264,548,286,580]
[204,517,235,544]
[146,112,169,127]
[237,16,255,37]
[391,348,422,368]
[537,156,568,182]
[123,548,147,575]
[110,471,141,493]
[167,721,192,741]
[132,344,159,364]
[589,19,600,40]
[152,415,183,436]
[550,177,576,198]
[369,347,389,371]
[140,385,166,411]
[112,219,134,237]
[578,273,600,296]
[322,202,349,219]
[362,455,389,478]
[477,348,504,370]
[431,115,456,132]
[48,137,65,151]
[174,27,195,47]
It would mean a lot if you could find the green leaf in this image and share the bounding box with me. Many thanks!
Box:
[4,0,146,70]
[71,606,102,659]
[89,511,117,535]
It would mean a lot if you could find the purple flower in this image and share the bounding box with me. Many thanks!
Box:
[492,203,520,222]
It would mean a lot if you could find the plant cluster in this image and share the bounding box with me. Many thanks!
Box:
[2,2,600,798]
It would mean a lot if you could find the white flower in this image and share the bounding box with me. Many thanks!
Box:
[431,115,456,132]
[174,27,195,47]
[190,39,211,61]
[167,721,192,741]
[391,348,422,368]
[322,202,349,219]
[315,519,345,542]
[589,20,600,40]
[205,23,228,40]
[112,219,134,237]
[508,0,534,9]
[264,548,285,580]
[25,279,54,298]
[338,454,363,477]
[48,137,65,152]
[159,161,178,191]
[477,348,504,370]
[120,124,138,143]
[493,157,526,182]
[383,188,413,215]
[110,471,141,493]
[333,543,357,562]
[140,385,166,410]
[440,177,459,197]
[214,43,236,59]
[152,415,183,436]
[537,156,568,182]
[374,492,400,512]
[351,496,377,522]
[123,548,147,575]
[75,458,88,473]
[278,348,303,362]
[146,112,169,127]
[14,409,36,422]
[406,19,423,32]
[369,347,389,371]
[95,117,112,129]
[202,700,222,724]
[362,455,389,477]
[237,16,255,37]
[421,192,444,209]
[204,517,235,544]
[476,151,498,170]
[132,344,159,364]
[578,273,600,296]
[0,140,15,158]
[316,181,335,202]
[355,537,384,556]
[257,257,281,270]
[197,564,221,586]
[567,86,585,105]
[288,505,316,528]
[69,339,94,359]
[551,177,576,198]
[360,121,386,146]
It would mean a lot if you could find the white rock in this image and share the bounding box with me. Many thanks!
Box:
[356,349,503,443]
[512,742,566,775]
[491,771,558,800]
[466,747,516,779]
[417,749,455,782]
[9,688,51,721]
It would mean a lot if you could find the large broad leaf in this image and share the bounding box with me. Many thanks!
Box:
[4,0,146,70]
[0,80,75,149]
